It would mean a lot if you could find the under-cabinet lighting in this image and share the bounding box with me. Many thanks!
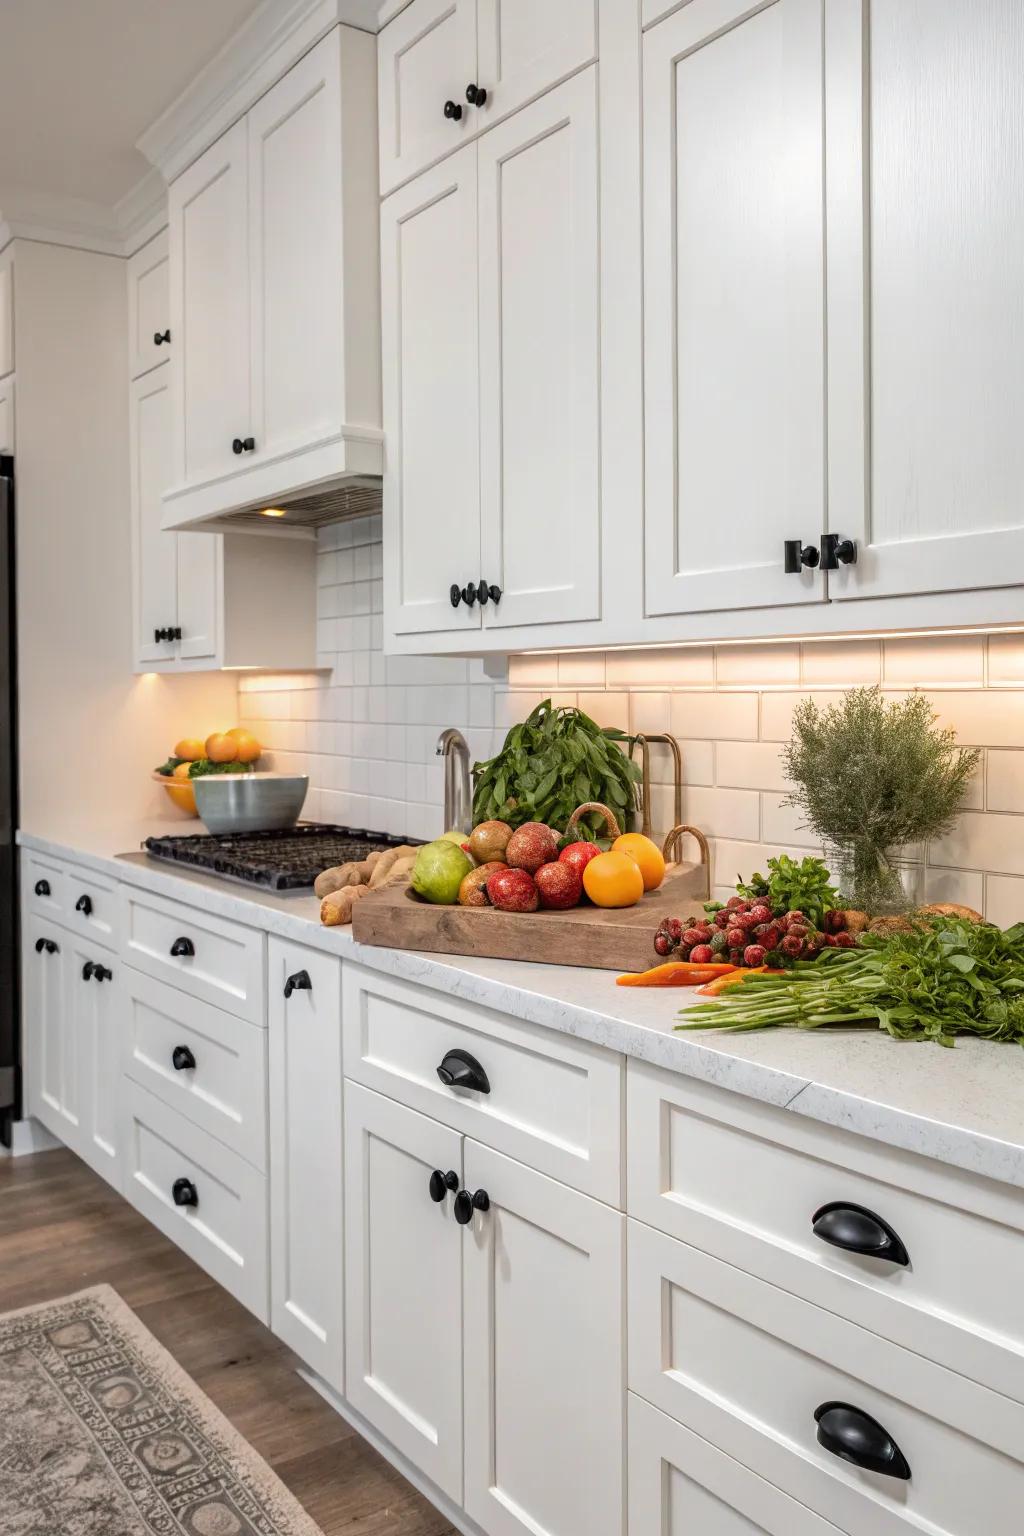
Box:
[259,507,287,518]
[526,624,1024,657]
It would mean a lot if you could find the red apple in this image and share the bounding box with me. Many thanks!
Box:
[534,861,583,910]
[558,841,602,883]
[486,866,540,913]
[505,822,560,873]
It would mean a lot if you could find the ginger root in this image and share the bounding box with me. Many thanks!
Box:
[314,862,365,898]
[320,883,369,926]
[368,846,418,888]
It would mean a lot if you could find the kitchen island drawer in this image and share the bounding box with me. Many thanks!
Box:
[64,865,119,944]
[628,1394,843,1536]
[23,851,66,920]
[626,1061,1024,1403]
[342,964,622,1203]
[120,969,267,1170]
[628,1219,1024,1536]
[119,885,264,1024]
[121,1081,268,1320]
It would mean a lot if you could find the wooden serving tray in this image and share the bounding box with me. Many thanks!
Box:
[351,858,710,973]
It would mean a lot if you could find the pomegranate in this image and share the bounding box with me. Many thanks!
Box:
[469,819,513,863]
[558,840,602,882]
[505,822,560,873]
[534,861,583,910]
[486,866,540,913]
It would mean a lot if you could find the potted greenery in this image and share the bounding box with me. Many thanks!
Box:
[781,688,980,913]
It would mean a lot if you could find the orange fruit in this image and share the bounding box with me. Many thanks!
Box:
[582,850,645,909]
[164,761,197,815]
[205,732,239,764]
[612,832,666,892]
[230,730,261,764]
[174,737,205,762]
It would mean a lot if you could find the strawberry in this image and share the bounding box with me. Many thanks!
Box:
[726,926,747,949]
[748,904,773,927]
[689,944,715,964]
[682,927,706,947]
[781,934,804,958]
[743,944,767,967]
[833,931,857,948]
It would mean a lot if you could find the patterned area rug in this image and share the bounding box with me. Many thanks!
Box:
[0,1285,323,1535]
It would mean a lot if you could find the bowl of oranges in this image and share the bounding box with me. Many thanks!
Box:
[153,729,264,819]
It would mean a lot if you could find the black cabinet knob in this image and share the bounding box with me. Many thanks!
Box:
[172,1045,196,1072]
[81,960,95,981]
[454,1188,490,1225]
[154,627,176,642]
[284,969,312,1000]
[819,533,858,570]
[170,936,195,958]
[437,1048,490,1094]
[170,626,182,642]
[814,1402,910,1480]
[75,894,93,917]
[428,1169,459,1203]
[450,584,463,608]
[812,1202,910,1267]
[153,328,171,345]
[34,879,50,897]
[466,83,488,107]
[35,937,59,955]
[443,99,463,121]
[232,436,256,455]
[93,964,113,983]
[475,581,502,606]
[172,1177,199,1209]
[784,540,820,574]
[461,583,477,607]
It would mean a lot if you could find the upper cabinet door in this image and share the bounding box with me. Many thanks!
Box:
[248,31,344,467]
[643,0,826,617]
[381,145,482,634]
[0,248,13,380]
[827,0,1024,601]
[479,69,601,628]
[168,119,250,490]
[476,0,597,129]
[176,531,220,662]
[378,0,477,194]
[130,370,178,668]
[462,1142,625,1536]
[127,230,170,380]
[0,377,13,457]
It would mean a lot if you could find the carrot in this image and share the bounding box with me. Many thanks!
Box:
[616,961,737,988]
[694,966,786,997]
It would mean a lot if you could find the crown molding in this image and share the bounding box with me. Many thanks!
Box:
[137,0,382,185]
[0,170,168,259]
[113,168,168,255]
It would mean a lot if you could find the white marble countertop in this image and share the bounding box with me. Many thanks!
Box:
[19,826,1024,1191]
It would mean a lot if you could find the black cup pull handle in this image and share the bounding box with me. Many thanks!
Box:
[75,894,93,917]
[811,1202,910,1267]
[172,1045,196,1072]
[428,1169,459,1203]
[172,1177,199,1209]
[453,1188,491,1226]
[814,1402,911,1480]
[170,937,195,958]
[436,1048,490,1094]
[34,879,50,897]
[284,970,312,1000]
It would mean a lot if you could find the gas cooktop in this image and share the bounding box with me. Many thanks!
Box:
[143,824,419,892]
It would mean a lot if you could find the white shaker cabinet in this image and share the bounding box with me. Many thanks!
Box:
[126,229,171,380]
[377,0,477,195]
[268,940,344,1392]
[462,1141,624,1536]
[381,145,482,637]
[826,0,1024,602]
[0,247,13,380]
[23,916,74,1149]
[65,934,120,1190]
[643,0,826,618]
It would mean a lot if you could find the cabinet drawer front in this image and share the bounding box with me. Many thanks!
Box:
[378,0,477,194]
[23,852,66,920]
[477,0,597,134]
[120,969,267,1170]
[121,1081,268,1321]
[65,867,118,944]
[343,964,622,1202]
[628,1393,842,1536]
[627,1062,1024,1402]
[119,886,264,1024]
[628,1220,1024,1536]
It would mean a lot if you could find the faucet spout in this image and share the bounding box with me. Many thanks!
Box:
[436,728,472,834]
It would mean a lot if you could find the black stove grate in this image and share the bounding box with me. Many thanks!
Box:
[143,824,419,891]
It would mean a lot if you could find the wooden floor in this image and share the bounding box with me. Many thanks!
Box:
[0,1147,455,1536]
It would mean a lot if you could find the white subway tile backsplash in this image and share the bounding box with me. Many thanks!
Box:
[606,646,714,687]
[932,811,1024,877]
[985,750,1024,813]
[984,874,1024,928]
[923,866,985,912]
[883,636,985,688]
[716,741,787,793]
[671,691,759,741]
[800,640,881,687]
[715,643,800,688]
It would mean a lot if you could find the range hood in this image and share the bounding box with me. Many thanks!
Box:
[174,474,384,537]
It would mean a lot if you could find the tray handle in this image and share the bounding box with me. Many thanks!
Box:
[661,824,711,899]
[565,802,623,841]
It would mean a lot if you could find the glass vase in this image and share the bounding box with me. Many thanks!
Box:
[827,841,926,916]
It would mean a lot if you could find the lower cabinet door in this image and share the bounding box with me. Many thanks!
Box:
[66,934,121,1190]
[268,940,343,1390]
[344,1083,464,1501]
[23,915,72,1144]
[462,1141,625,1536]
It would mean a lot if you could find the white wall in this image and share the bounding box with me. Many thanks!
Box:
[12,239,237,845]
[238,516,1024,925]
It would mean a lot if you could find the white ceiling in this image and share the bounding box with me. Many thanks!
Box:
[0,0,262,210]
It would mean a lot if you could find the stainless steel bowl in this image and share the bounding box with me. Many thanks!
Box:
[193,773,309,834]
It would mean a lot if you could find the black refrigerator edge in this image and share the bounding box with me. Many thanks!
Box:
[0,454,18,1147]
